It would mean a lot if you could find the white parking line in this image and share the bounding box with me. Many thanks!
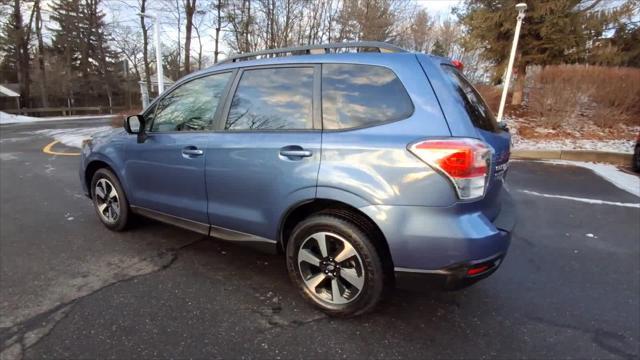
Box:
[520,189,640,208]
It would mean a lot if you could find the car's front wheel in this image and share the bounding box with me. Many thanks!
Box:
[286,214,387,317]
[91,168,131,231]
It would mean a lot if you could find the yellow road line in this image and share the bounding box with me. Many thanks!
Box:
[42,140,81,156]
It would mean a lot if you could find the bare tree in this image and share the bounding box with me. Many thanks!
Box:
[183,0,196,74]
[212,0,224,63]
[139,0,152,96]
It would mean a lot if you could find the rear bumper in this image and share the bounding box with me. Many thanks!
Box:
[360,188,516,290]
[394,252,506,290]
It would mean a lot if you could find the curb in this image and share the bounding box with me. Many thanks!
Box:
[512,150,633,166]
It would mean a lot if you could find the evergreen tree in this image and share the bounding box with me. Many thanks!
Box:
[48,0,119,107]
[456,0,637,104]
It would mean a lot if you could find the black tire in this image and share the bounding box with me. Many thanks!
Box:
[633,144,640,173]
[286,214,387,317]
[90,168,131,231]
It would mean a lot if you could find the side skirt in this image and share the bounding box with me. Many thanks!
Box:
[130,206,277,254]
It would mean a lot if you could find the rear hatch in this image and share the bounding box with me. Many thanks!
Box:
[417,55,511,220]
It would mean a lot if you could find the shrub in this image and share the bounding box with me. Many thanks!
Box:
[527,64,640,128]
[475,84,504,114]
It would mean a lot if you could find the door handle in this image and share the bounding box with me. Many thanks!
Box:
[279,149,312,158]
[182,147,204,156]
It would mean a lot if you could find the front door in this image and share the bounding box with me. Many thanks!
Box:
[125,72,233,224]
[205,66,322,241]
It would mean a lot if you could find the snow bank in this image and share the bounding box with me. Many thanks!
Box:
[0,111,41,124]
[512,138,635,154]
[1,111,119,124]
[33,126,113,148]
[542,160,640,198]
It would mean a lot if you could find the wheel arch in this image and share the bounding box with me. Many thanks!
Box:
[279,198,395,271]
[84,159,125,196]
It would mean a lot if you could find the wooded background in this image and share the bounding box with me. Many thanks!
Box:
[0,0,638,113]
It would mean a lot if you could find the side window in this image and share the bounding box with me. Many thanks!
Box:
[225,67,314,130]
[322,64,413,130]
[440,65,499,132]
[151,72,231,132]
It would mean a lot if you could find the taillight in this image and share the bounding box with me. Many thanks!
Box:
[451,59,464,71]
[408,138,492,200]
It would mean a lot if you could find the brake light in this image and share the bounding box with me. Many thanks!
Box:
[408,138,491,200]
[452,60,464,71]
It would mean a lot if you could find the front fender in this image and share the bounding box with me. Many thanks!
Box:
[81,140,130,197]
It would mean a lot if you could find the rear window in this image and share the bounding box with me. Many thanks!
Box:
[441,65,499,132]
[322,64,413,130]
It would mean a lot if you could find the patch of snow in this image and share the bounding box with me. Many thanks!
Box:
[1,111,119,125]
[33,126,113,148]
[513,138,635,154]
[0,152,19,161]
[585,233,597,238]
[0,112,40,124]
[504,116,638,153]
[0,137,31,143]
[542,160,640,198]
[520,189,640,207]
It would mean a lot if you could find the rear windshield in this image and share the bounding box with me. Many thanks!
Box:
[440,65,499,132]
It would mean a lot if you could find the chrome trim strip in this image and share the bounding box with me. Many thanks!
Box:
[131,206,210,235]
[394,267,451,275]
[130,206,277,245]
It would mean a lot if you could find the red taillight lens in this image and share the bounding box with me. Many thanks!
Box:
[408,138,491,200]
[452,59,464,71]
[467,264,491,276]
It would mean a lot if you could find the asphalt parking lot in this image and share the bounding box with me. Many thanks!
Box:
[1,119,639,359]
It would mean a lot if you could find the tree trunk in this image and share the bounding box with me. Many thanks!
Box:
[511,62,527,106]
[183,0,196,75]
[140,0,152,96]
[244,0,251,52]
[13,0,32,108]
[34,0,48,107]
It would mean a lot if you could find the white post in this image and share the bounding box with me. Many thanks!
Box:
[140,12,164,95]
[153,15,165,94]
[496,3,527,123]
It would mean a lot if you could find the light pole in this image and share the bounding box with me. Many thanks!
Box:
[496,3,527,123]
[139,12,165,95]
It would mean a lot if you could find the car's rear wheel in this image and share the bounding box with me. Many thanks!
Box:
[91,168,130,231]
[286,214,386,317]
[633,144,640,173]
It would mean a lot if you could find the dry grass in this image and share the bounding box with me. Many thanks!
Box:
[528,65,640,129]
[111,109,141,128]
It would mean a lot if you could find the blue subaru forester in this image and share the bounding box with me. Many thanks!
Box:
[80,42,515,317]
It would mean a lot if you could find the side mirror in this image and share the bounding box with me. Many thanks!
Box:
[124,115,147,143]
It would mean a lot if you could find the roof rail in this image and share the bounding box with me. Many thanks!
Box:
[219,41,408,64]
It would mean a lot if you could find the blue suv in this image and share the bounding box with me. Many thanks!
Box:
[80,42,515,317]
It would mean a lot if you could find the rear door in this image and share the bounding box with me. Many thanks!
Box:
[204,65,321,242]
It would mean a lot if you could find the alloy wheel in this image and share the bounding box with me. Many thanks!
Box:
[297,231,365,305]
[94,178,120,223]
